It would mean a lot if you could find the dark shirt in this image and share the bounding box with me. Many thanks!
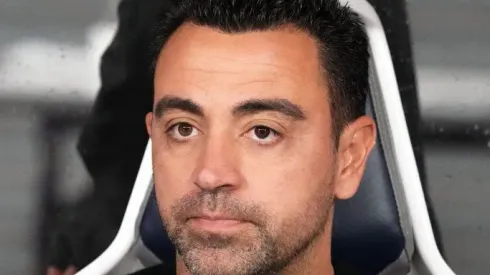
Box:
[128,262,363,275]
[129,263,175,275]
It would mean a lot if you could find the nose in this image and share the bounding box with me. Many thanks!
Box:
[193,138,243,192]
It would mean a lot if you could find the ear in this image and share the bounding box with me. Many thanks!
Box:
[334,116,376,200]
[145,112,153,137]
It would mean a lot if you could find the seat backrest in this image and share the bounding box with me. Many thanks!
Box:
[75,2,455,274]
[139,93,413,275]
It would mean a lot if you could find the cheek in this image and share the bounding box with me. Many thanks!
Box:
[152,145,199,212]
[241,136,335,223]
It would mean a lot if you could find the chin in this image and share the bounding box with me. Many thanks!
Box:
[173,224,276,274]
[182,247,257,275]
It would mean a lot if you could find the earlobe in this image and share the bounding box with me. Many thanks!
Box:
[334,116,376,200]
[145,112,153,137]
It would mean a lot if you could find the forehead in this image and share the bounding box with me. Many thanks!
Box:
[154,23,329,108]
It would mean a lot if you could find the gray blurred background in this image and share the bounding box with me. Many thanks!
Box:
[0,0,489,274]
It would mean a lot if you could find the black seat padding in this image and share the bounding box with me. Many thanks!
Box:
[140,97,407,274]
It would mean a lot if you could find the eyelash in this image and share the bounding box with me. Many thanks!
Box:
[245,125,283,147]
[165,122,199,142]
[165,122,283,146]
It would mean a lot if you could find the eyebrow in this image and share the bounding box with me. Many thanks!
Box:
[232,98,306,120]
[154,96,204,118]
[154,95,306,121]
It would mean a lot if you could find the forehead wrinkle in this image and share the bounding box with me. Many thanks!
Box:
[178,62,304,88]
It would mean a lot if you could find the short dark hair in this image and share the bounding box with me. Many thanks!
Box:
[150,0,370,142]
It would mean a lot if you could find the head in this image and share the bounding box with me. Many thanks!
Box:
[145,0,376,274]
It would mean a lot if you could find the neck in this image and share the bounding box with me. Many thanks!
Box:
[175,257,189,275]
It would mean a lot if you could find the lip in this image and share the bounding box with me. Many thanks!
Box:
[190,213,243,221]
[187,214,248,232]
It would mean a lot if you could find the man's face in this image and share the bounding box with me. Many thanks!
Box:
[147,23,373,275]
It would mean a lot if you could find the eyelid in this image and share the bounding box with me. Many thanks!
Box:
[166,122,201,142]
[244,126,283,148]
[242,119,286,136]
[246,125,281,136]
[165,118,201,131]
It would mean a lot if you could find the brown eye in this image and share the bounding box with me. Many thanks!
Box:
[246,125,281,146]
[177,123,193,137]
[167,122,199,141]
[254,126,272,139]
